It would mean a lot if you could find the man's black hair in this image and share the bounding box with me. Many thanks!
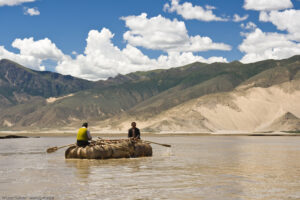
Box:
[82,122,88,128]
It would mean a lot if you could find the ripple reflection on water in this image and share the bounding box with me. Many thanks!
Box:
[0,136,300,199]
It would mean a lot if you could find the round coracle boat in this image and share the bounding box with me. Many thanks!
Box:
[65,139,152,159]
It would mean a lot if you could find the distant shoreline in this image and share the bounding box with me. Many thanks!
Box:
[0,131,299,137]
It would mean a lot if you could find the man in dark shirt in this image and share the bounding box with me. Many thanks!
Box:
[128,122,141,139]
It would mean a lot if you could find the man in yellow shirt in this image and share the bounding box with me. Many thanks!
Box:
[76,122,92,147]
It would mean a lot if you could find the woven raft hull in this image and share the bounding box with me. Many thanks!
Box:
[65,139,152,159]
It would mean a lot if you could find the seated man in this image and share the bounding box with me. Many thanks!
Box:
[128,122,141,139]
[76,122,92,147]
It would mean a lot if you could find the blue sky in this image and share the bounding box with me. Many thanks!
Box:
[0,0,300,80]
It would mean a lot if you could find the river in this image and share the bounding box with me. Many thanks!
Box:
[0,135,300,200]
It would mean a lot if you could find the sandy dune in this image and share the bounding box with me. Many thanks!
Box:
[102,79,300,133]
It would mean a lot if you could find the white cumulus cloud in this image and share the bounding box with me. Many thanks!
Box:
[0,37,67,71]
[24,7,40,16]
[12,37,65,61]
[0,45,44,70]
[259,9,300,41]
[239,5,300,63]
[0,28,228,81]
[241,21,257,30]
[243,0,293,11]
[233,14,249,22]
[164,0,228,21]
[121,13,231,53]
[239,28,300,63]
[205,5,216,10]
[56,28,228,80]
[0,0,35,6]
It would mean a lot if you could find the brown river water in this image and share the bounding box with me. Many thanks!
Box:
[0,135,300,200]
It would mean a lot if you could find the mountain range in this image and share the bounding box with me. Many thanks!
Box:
[0,56,299,133]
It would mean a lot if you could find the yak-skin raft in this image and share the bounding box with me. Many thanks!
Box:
[65,139,152,159]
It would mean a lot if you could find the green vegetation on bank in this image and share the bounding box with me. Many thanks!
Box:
[282,130,300,134]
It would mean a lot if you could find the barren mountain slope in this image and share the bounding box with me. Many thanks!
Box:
[260,112,300,132]
[1,56,300,132]
[96,78,300,133]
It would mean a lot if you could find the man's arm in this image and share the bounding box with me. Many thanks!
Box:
[87,130,92,140]
[128,129,132,138]
[136,128,141,139]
